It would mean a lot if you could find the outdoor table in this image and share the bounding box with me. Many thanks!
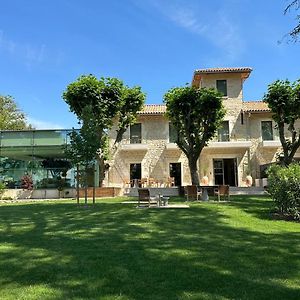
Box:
[157,194,169,206]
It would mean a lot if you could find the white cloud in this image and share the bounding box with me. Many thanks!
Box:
[0,30,47,68]
[27,117,63,130]
[149,1,245,64]
[0,30,16,55]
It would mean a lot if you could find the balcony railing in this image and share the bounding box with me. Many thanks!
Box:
[0,129,75,148]
[120,138,148,151]
[262,140,281,148]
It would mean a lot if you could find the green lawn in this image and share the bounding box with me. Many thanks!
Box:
[0,196,299,300]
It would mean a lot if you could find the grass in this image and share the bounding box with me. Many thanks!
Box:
[0,196,299,300]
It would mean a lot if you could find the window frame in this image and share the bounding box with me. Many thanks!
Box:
[168,122,178,143]
[217,121,230,142]
[129,123,142,144]
[216,79,228,97]
[261,120,274,141]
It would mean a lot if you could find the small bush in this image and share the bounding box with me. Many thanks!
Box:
[0,182,6,198]
[1,196,13,200]
[21,175,33,190]
[267,163,300,220]
[0,181,6,190]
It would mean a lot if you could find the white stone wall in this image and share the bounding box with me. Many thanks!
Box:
[200,73,243,101]
[108,106,251,187]
[107,72,300,187]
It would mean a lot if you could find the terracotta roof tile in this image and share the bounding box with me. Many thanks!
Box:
[138,104,166,115]
[195,67,252,74]
[138,101,271,115]
[242,101,270,112]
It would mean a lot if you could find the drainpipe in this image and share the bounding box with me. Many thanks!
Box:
[246,112,252,176]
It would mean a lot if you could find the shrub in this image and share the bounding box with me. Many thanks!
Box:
[21,175,33,190]
[267,164,300,220]
[0,181,6,190]
[1,196,13,200]
[0,181,6,198]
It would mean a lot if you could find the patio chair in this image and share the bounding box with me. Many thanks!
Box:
[138,188,158,207]
[214,185,230,201]
[185,185,202,201]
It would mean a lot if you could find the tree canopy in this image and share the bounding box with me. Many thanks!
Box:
[0,95,31,130]
[284,0,300,41]
[164,86,225,185]
[263,79,300,165]
[62,75,145,144]
[66,105,106,166]
[63,75,145,188]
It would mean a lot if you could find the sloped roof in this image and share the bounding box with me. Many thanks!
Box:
[138,104,166,115]
[194,67,252,74]
[138,101,271,115]
[242,101,271,112]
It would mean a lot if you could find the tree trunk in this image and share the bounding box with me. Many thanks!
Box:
[76,164,80,205]
[84,165,88,206]
[98,156,105,187]
[92,162,96,205]
[188,157,200,186]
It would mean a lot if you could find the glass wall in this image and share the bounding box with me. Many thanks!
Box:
[0,130,76,189]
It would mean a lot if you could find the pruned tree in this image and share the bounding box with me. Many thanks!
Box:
[263,79,300,165]
[284,0,300,42]
[66,105,104,205]
[164,86,225,185]
[0,95,32,130]
[62,75,145,193]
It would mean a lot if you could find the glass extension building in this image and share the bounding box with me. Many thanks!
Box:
[0,130,76,189]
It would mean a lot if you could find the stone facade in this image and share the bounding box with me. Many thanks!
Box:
[105,67,300,188]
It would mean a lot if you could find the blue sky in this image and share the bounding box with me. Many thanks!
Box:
[0,0,299,129]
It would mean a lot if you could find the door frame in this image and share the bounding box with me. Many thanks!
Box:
[213,158,238,186]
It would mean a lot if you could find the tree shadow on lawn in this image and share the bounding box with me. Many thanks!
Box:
[226,195,275,221]
[0,202,299,299]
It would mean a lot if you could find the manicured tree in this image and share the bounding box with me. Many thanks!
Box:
[164,86,225,185]
[62,75,145,186]
[263,80,300,165]
[0,95,32,130]
[66,105,104,205]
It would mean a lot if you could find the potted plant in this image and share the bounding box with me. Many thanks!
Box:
[245,167,253,187]
[201,164,209,185]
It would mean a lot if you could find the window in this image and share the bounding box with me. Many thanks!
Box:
[130,123,141,144]
[216,80,227,96]
[217,121,230,142]
[169,123,178,143]
[261,121,273,141]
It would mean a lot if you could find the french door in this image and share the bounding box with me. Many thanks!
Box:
[213,159,237,186]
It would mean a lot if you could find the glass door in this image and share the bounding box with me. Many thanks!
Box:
[214,159,238,186]
[213,160,224,185]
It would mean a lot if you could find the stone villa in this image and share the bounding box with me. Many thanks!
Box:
[1,66,298,195]
[106,67,296,188]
